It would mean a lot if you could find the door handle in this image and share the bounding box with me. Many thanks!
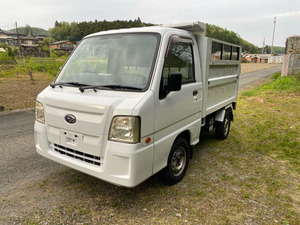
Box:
[193,90,198,96]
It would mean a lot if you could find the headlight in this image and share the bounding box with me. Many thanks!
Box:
[109,116,140,143]
[35,101,45,124]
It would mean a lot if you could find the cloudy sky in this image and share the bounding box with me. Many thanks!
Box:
[0,0,299,47]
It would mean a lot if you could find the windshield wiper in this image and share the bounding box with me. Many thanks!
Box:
[50,82,88,88]
[103,85,143,90]
[79,84,143,93]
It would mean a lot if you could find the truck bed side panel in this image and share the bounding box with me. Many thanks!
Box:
[201,38,241,117]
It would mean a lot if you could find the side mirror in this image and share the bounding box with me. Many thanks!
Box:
[165,72,182,92]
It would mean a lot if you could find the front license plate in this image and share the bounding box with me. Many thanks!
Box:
[60,130,83,151]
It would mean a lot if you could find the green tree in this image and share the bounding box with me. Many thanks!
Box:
[55,21,60,27]
[50,21,70,40]
[50,19,154,42]
[0,43,18,63]
[206,23,261,53]
[39,37,55,54]
[263,45,271,54]
[16,58,36,81]
[69,22,82,42]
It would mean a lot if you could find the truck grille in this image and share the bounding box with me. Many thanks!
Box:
[52,143,101,166]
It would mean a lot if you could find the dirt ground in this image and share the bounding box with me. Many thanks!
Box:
[0,72,53,111]
[240,63,278,74]
[0,63,279,112]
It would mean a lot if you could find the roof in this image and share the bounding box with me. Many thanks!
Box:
[161,21,206,36]
[242,53,272,58]
[19,35,39,40]
[51,40,72,45]
[86,21,206,39]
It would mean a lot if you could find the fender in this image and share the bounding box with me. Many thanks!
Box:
[215,105,233,122]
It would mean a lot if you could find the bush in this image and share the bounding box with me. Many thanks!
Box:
[0,43,17,64]
[0,52,16,64]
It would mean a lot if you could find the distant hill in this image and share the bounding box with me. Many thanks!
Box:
[7,27,48,36]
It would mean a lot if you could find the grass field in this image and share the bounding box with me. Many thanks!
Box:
[240,63,278,74]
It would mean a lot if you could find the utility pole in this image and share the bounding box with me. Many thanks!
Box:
[271,17,276,55]
[48,29,51,55]
[15,21,22,60]
[262,37,265,54]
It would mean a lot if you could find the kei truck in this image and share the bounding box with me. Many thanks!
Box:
[34,21,241,187]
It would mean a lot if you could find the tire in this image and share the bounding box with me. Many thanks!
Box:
[161,137,190,185]
[215,110,231,140]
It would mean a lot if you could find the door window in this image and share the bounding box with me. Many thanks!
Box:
[162,37,195,85]
[160,36,195,99]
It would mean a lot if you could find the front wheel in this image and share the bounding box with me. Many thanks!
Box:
[161,138,190,185]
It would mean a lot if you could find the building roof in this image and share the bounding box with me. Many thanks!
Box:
[242,53,272,58]
[19,35,39,40]
[51,40,72,45]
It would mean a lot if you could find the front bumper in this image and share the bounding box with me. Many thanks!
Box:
[34,121,154,187]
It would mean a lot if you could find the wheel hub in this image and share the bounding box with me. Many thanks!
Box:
[171,147,186,176]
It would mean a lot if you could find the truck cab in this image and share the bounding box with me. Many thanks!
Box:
[35,22,240,187]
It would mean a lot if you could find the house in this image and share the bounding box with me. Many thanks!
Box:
[19,35,40,49]
[0,28,48,57]
[35,34,46,41]
[242,53,274,63]
[50,40,74,51]
[242,53,262,63]
[0,34,18,46]
[0,29,18,47]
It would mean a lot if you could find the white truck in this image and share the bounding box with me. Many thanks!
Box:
[34,21,241,187]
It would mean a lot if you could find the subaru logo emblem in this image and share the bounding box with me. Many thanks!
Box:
[65,114,76,124]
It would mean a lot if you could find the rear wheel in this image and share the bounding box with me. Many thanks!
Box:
[161,137,190,185]
[215,110,231,140]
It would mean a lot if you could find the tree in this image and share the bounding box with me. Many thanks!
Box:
[0,43,18,63]
[50,21,70,41]
[15,58,36,81]
[206,23,262,53]
[39,37,55,54]
[263,45,271,54]
[55,21,60,27]
[50,19,155,42]
[136,17,142,24]
[69,22,82,42]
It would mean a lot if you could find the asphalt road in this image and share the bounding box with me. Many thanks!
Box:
[239,65,281,89]
[0,110,65,196]
[0,65,282,195]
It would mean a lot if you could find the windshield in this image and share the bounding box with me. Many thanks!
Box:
[55,33,160,91]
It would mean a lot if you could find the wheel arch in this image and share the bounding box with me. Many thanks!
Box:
[160,131,191,185]
[215,105,234,122]
[176,130,193,159]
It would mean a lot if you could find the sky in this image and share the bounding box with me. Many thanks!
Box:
[0,0,299,47]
